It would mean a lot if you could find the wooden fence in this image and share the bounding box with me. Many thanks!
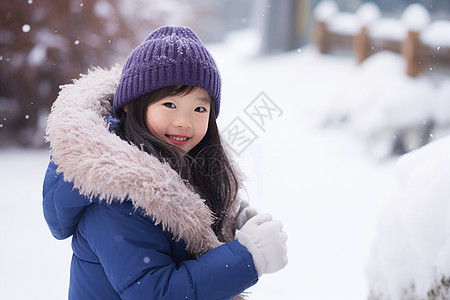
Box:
[313,2,450,77]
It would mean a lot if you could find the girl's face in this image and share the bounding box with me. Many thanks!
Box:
[145,87,211,153]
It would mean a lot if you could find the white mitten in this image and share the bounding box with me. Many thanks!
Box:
[236,205,259,230]
[235,214,288,277]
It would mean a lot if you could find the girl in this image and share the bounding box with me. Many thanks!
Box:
[43,26,287,299]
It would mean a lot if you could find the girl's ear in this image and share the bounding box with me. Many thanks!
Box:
[123,104,129,113]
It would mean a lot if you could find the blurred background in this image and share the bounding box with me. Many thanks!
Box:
[1,0,449,150]
[2,1,450,299]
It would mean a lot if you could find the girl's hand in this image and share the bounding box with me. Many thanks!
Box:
[235,214,288,277]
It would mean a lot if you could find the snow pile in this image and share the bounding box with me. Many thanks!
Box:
[421,20,450,47]
[401,3,430,32]
[327,12,361,35]
[355,2,381,26]
[365,3,431,41]
[314,0,363,35]
[323,50,450,157]
[314,1,432,42]
[366,135,450,299]
[313,0,339,22]
[314,1,382,35]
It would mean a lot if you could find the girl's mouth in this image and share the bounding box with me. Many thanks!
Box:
[166,135,190,145]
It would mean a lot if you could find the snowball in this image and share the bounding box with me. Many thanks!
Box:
[401,3,431,32]
[313,0,339,21]
[355,2,381,26]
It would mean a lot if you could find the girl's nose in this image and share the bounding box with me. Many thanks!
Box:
[173,116,192,128]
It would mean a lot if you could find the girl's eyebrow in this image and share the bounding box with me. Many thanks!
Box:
[197,97,211,104]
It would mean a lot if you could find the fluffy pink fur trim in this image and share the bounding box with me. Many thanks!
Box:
[46,66,242,256]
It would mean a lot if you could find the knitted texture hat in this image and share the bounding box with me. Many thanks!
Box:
[113,26,221,117]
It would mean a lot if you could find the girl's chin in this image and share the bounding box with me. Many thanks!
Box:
[165,140,191,154]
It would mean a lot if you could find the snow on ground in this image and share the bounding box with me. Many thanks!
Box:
[211,30,398,299]
[3,28,445,299]
[0,149,72,299]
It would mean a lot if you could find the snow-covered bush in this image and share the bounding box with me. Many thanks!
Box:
[366,135,450,299]
[322,51,450,157]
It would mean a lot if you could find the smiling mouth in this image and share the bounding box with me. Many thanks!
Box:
[168,135,188,141]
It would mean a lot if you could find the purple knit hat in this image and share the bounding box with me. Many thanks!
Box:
[113,26,221,117]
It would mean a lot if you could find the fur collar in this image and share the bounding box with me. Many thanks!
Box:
[46,66,242,257]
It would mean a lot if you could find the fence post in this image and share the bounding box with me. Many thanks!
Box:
[314,20,329,54]
[403,30,422,77]
[353,26,370,63]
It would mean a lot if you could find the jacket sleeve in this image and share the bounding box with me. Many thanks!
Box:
[81,201,258,300]
[42,160,92,240]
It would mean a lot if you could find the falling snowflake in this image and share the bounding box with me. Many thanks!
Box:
[22,24,31,33]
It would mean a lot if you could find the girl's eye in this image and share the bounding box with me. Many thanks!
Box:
[194,107,207,113]
[163,102,176,108]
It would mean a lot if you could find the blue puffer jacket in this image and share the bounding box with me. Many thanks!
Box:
[43,161,257,299]
[42,66,258,299]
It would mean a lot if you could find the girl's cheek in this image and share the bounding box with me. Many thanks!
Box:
[202,125,209,137]
[146,114,162,136]
[148,119,164,137]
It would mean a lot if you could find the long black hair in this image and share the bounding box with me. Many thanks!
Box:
[115,85,239,238]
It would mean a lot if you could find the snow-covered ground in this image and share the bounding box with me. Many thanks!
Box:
[1,28,449,299]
